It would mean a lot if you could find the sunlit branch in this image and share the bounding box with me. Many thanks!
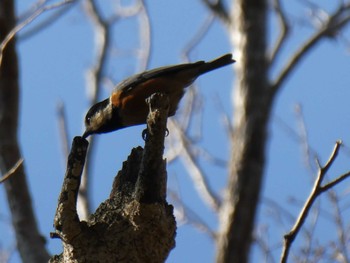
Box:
[0,159,23,184]
[280,141,350,263]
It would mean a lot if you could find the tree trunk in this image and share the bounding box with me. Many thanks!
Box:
[0,1,50,262]
[216,1,270,262]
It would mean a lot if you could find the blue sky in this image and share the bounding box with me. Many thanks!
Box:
[1,1,350,262]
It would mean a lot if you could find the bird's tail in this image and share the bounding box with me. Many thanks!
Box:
[198,54,235,75]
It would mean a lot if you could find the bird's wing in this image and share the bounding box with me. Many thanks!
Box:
[114,61,205,94]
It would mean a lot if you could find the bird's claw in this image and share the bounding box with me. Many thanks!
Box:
[142,127,169,141]
[142,128,149,141]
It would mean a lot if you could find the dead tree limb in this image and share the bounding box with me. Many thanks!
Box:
[51,93,176,263]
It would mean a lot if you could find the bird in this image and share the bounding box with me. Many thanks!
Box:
[82,53,235,139]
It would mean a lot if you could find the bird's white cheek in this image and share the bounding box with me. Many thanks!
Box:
[89,106,112,129]
[89,112,104,128]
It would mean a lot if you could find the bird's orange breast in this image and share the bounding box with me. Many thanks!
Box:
[111,76,189,127]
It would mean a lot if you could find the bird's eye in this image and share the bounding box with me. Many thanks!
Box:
[85,115,91,125]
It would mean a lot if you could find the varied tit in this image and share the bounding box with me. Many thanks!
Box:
[82,54,235,139]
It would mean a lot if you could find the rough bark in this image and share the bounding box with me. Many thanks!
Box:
[0,1,50,262]
[216,1,270,262]
[50,93,176,263]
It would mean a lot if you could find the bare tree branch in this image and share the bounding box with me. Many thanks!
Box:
[0,0,74,66]
[269,0,290,67]
[169,190,216,239]
[19,1,75,41]
[254,227,277,263]
[0,158,23,184]
[327,190,350,262]
[136,0,152,71]
[80,0,112,219]
[182,15,215,60]
[169,119,221,212]
[56,101,70,161]
[84,0,110,103]
[201,0,230,25]
[300,201,320,262]
[104,0,151,67]
[280,141,350,263]
[271,4,350,93]
[294,104,317,173]
[212,94,234,139]
[321,170,350,192]
[263,197,296,225]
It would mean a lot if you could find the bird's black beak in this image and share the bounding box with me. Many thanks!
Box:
[82,130,91,139]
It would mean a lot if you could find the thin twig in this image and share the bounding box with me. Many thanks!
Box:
[201,0,230,25]
[0,159,24,183]
[56,101,70,160]
[273,114,318,160]
[254,227,277,263]
[280,141,350,263]
[269,0,290,67]
[321,171,350,192]
[271,4,350,94]
[81,0,113,219]
[294,104,317,173]
[136,0,151,71]
[169,190,216,239]
[84,0,110,103]
[111,0,142,20]
[301,201,320,263]
[0,0,74,66]
[212,93,234,139]
[19,2,75,41]
[180,16,214,134]
[327,190,350,262]
[168,119,221,211]
[263,197,295,225]
[182,15,215,60]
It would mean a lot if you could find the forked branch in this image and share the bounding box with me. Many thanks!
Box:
[269,0,290,67]
[280,141,350,263]
[271,4,350,94]
[201,0,230,25]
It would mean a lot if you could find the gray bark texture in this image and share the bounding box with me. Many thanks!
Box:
[50,93,176,263]
[0,1,50,262]
[216,0,270,262]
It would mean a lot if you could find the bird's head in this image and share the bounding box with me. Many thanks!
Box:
[82,98,121,138]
